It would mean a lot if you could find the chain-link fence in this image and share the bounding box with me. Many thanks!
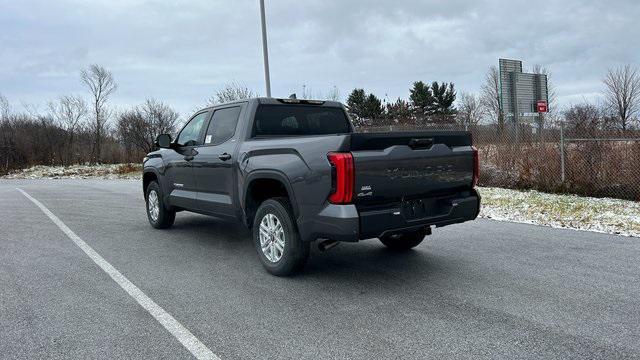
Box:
[355,122,640,201]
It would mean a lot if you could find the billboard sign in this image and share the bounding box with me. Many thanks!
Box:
[499,59,549,118]
[499,59,522,116]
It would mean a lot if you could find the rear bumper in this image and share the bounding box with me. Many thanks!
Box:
[301,189,480,242]
[359,190,480,239]
[301,203,360,242]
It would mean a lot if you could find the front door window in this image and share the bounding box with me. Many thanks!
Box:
[176,112,208,147]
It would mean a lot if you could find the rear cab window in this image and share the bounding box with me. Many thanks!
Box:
[252,105,351,137]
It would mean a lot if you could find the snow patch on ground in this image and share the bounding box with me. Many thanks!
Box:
[478,187,640,238]
[1,164,141,180]
[3,164,639,238]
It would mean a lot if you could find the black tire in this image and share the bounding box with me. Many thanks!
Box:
[379,229,426,251]
[252,198,310,276]
[145,181,175,229]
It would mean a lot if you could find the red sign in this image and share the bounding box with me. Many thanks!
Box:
[536,100,548,113]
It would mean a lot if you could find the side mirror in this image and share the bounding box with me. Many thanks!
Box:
[155,134,172,149]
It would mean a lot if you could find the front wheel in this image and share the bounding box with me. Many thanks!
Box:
[145,181,175,229]
[252,198,310,276]
[379,229,426,251]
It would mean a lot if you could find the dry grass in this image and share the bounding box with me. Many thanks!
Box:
[114,163,142,175]
[477,141,640,201]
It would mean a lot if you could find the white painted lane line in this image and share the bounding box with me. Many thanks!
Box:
[16,188,220,360]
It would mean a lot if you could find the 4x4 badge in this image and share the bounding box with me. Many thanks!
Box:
[357,185,372,197]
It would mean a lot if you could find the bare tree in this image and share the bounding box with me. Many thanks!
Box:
[603,65,640,131]
[301,85,341,101]
[457,92,483,129]
[480,65,505,133]
[0,93,10,119]
[80,64,117,163]
[20,101,41,119]
[0,93,12,171]
[301,84,312,99]
[564,103,601,136]
[325,86,341,101]
[117,109,146,157]
[207,81,254,105]
[117,99,180,155]
[48,95,88,164]
[141,98,180,138]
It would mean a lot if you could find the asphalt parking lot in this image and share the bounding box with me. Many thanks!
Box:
[1,179,639,359]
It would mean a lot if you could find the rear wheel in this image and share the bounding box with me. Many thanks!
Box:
[379,229,426,251]
[252,198,309,276]
[145,181,175,229]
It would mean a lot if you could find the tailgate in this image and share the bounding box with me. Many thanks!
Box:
[349,131,474,204]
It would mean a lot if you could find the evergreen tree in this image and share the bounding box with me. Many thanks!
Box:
[409,81,434,121]
[430,82,457,123]
[346,88,366,122]
[362,93,383,120]
[386,98,411,124]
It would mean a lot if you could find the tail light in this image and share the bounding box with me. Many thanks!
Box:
[472,146,479,188]
[327,152,354,204]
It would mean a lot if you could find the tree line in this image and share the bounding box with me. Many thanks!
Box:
[0,64,181,173]
[536,64,640,135]
[344,64,639,135]
[1,62,638,174]
[345,81,457,126]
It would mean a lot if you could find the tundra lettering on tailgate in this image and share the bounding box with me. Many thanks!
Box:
[386,164,454,180]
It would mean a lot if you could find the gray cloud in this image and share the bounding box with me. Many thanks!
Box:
[1,0,639,116]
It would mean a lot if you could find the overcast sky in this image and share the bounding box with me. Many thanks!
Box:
[1,0,639,117]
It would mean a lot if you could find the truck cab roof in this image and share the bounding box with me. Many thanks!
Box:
[199,97,344,113]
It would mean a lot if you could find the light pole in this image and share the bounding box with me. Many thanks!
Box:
[259,0,271,97]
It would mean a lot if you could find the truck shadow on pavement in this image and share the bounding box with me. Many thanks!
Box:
[167,214,462,286]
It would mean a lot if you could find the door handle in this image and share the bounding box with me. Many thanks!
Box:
[184,155,195,161]
[218,153,232,161]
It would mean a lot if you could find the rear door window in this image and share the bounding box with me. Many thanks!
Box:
[204,106,241,145]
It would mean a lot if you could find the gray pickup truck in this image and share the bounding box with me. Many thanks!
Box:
[143,97,480,275]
